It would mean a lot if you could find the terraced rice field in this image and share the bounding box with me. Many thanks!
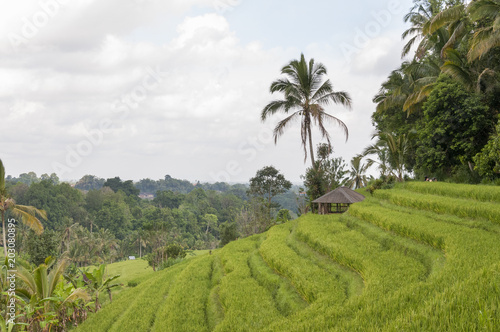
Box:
[77,182,500,331]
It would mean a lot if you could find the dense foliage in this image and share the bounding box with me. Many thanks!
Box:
[2,172,298,267]
[370,0,500,183]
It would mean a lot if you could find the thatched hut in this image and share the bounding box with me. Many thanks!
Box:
[312,187,365,214]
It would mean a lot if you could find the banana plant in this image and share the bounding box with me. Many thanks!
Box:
[82,264,121,311]
[15,257,90,331]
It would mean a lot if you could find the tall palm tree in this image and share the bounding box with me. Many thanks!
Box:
[261,54,352,168]
[0,159,46,257]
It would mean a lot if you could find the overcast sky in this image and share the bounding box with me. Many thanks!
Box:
[0,0,414,184]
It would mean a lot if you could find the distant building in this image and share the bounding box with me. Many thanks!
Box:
[139,194,154,200]
[128,256,136,260]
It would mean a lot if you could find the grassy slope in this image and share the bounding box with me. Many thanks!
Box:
[77,182,500,331]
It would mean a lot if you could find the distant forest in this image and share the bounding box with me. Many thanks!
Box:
[4,172,301,266]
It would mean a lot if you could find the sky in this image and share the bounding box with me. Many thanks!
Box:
[0,0,414,184]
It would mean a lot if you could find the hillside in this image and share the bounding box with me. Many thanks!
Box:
[76,182,500,331]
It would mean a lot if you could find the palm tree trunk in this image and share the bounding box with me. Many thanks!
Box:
[307,124,315,168]
[1,211,6,258]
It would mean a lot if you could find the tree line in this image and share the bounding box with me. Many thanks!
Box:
[2,165,302,268]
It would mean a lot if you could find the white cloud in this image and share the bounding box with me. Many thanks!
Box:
[0,0,413,182]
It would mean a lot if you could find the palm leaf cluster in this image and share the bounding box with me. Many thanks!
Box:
[376,0,500,117]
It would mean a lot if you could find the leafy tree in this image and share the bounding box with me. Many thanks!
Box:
[261,53,352,168]
[95,200,132,240]
[415,75,495,177]
[276,209,292,224]
[248,166,292,216]
[271,189,300,215]
[154,190,185,209]
[145,243,186,271]
[302,164,325,204]
[219,222,238,246]
[75,175,105,191]
[135,178,158,194]
[26,229,59,265]
[21,180,87,230]
[372,62,427,132]
[0,159,46,257]
[202,214,218,235]
[302,144,348,201]
[103,177,140,197]
[6,182,29,205]
[16,172,40,185]
[40,173,60,185]
[165,243,186,259]
[236,198,270,237]
[159,175,195,194]
[474,117,500,179]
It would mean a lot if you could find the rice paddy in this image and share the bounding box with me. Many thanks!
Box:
[76,182,500,331]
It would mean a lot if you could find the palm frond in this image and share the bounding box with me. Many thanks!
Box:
[48,258,69,297]
[440,21,467,58]
[272,112,300,143]
[476,68,498,93]
[15,266,37,296]
[315,91,353,109]
[33,264,49,299]
[375,94,407,113]
[319,112,349,142]
[414,75,437,86]
[10,205,45,234]
[425,4,464,35]
[494,15,500,31]
[310,79,333,102]
[403,82,435,114]
[62,288,91,305]
[402,36,419,58]
[261,100,290,121]
[441,62,471,87]
[269,78,292,93]
[468,0,500,22]
[314,111,332,147]
[468,29,500,60]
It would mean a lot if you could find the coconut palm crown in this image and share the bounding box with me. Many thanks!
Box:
[261,53,352,168]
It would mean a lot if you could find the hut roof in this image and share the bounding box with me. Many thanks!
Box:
[312,187,365,204]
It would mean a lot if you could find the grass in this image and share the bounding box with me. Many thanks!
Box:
[76,182,500,331]
[103,258,154,285]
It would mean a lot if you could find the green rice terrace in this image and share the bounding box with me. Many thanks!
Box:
[77,182,500,331]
